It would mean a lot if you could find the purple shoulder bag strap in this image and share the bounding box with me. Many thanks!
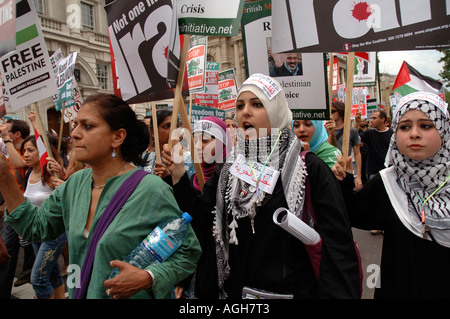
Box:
[73,169,148,299]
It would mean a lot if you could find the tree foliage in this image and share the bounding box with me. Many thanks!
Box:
[438,49,450,87]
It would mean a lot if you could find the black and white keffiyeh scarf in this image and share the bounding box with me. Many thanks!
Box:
[385,92,450,246]
[212,127,308,297]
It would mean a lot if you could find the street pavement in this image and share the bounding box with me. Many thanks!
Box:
[10,228,383,299]
[352,228,383,299]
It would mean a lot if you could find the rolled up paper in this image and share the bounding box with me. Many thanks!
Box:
[273,208,321,245]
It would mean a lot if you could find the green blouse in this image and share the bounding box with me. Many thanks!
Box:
[5,168,201,299]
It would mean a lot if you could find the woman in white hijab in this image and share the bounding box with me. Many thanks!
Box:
[334,91,450,298]
[213,74,360,299]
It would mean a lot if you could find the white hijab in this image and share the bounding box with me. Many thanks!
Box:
[383,92,450,247]
[237,73,292,129]
[213,73,307,297]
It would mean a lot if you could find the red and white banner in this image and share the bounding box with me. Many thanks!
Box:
[272,0,450,53]
[34,129,48,172]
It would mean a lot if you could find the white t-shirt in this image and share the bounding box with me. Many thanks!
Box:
[24,178,53,207]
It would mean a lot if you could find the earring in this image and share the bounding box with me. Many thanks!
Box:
[112,148,116,158]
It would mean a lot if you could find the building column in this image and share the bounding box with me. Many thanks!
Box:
[65,0,82,38]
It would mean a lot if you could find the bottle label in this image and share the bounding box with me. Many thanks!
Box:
[141,226,177,263]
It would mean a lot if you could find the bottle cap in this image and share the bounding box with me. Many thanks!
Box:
[181,212,193,223]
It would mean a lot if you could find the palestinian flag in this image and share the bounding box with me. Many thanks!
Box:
[34,129,48,172]
[392,61,443,97]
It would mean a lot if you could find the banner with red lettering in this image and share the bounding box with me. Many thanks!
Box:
[194,61,219,108]
[186,35,207,93]
[272,0,450,53]
[218,68,238,111]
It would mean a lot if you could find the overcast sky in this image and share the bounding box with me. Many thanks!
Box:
[378,49,445,81]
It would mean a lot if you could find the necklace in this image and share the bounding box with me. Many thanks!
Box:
[92,162,129,189]
[415,173,450,238]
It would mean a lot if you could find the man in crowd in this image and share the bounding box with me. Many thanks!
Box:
[355,110,393,180]
[327,101,363,190]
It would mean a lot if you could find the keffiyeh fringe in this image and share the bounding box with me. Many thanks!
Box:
[212,128,307,298]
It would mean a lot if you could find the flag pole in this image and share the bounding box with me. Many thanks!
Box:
[32,102,59,179]
[328,52,334,117]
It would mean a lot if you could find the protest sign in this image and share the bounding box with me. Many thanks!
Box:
[351,87,369,118]
[0,0,57,111]
[170,0,246,191]
[194,61,219,108]
[177,0,245,37]
[271,0,450,53]
[187,35,207,93]
[166,0,181,87]
[108,35,121,97]
[62,80,83,124]
[54,52,77,111]
[366,98,378,119]
[189,104,225,126]
[49,49,63,107]
[218,68,238,111]
[337,84,369,118]
[241,0,328,120]
[327,56,339,99]
[353,52,376,87]
[0,0,15,58]
[105,0,184,103]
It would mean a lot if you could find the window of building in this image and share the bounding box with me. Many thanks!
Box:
[74,69,81,83]
[97,63,108,90]
[81,2,94,31]
[33,0,44,14]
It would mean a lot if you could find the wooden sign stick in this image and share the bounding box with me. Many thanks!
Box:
[57,102,65,154]
[169,34,190,149]
[342,52,355,171]
[151,101,161,163]
[169,34,206,192]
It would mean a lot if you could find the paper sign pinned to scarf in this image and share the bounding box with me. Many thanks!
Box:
[396,91,448,117]
[230,154,279,194]
[240,73,282,101]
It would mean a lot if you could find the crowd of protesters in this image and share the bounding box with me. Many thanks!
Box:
[0,74,449,299]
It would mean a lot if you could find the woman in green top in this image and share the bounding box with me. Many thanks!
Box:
[1,94,201,299]
[293,120,341,169]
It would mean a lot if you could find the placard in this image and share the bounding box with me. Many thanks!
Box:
[241,0,329,120]
[105,0,181,103]
[187,35,207,93]
[218,68,238,111]
[272,0,450,53]
[177,0,245,37]
[0,0,57,110]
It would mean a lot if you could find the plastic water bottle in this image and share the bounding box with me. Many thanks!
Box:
[109,212,193,279]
